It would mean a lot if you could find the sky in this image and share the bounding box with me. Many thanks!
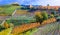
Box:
[0,0,60,6]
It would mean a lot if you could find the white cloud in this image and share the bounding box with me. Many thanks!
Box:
[36,0,60,6]
[6,0,60,6]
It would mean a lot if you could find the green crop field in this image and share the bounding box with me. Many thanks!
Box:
[6,15,36,26]
[0,5,21,16]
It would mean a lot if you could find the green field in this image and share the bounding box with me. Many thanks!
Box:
[6,15,36,26]
[0,5,21,16]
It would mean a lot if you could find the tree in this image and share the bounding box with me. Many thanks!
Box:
[35,15,43,24]
[50,14,54,18]
[42,12,48,20]
[58,8,60,13]
[35,11,48,24]
[50,9,56,15]
[47,4,49,6]
[47,4,49,9]
[0,25,5,31]
[3,22,9,28]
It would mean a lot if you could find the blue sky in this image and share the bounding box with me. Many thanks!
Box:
[0,0,60,6]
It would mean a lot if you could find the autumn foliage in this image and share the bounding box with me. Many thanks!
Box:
[11,22,40,34]
[42,18,56,25]
[3,22,9,28]
[11,17,56,35]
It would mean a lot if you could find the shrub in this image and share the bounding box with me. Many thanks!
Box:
[42,12,48,20]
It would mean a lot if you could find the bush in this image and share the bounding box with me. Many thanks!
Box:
[42,12,48,20]
[35,15,43,23]
[50,9,56,15]
[0,25,5,31]
[50,14,54,18]
[35,11,48,24]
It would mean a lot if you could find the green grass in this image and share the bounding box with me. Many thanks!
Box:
[0,6,15,15]
[29,28,39,35]
[0,27,12,35]
[0,5,21,16]
[17,28,39,35]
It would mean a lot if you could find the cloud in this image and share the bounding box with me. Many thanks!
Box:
[30,0,60,6]
[16,0,38,5]
[0,0,60,5]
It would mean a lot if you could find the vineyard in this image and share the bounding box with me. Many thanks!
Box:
[0,17,57,35]
[0,5,60,35]
[6,15,36,26]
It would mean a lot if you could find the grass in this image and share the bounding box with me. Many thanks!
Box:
[17,28,39,35]
[29,28,39,35]
[0,6,15,15]
[0,5,21,16]
[0,28,12,35]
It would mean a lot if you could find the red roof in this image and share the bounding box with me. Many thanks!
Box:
[38,6,60,9]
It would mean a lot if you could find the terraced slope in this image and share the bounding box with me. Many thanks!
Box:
[33,22,60,35]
